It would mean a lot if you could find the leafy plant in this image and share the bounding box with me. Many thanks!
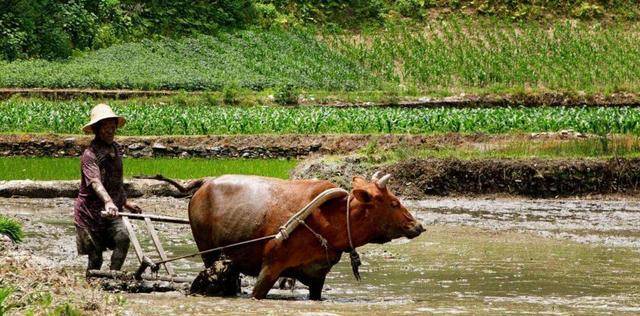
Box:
[1,19,639,97]
[0,215,23,243]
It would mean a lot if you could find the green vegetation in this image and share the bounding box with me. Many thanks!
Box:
[361,136,640,163]
[0,287,84,316]
[330,20,640,95]
[0,287,14,315]
[3,1,637,60]
[1,98,639,135]
[1,20,638,96]
[0,30,371,91]
[0,0,254,60]
[0,215,24,243]
[0,157,296,180]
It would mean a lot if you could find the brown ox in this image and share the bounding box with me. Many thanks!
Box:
[188,173,425,300]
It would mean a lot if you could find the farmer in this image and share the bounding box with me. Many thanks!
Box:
[74,103,142,274]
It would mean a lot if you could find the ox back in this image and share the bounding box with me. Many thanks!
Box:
[188,174,336,277]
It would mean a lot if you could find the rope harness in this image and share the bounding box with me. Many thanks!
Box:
[276,188,362,280]
[299,220,331,264]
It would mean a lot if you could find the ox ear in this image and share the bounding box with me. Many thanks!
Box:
[352,189,373,204]
[352,176,368,188]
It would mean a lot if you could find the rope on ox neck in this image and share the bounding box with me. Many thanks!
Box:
[346,195,362,281]
[299,219,331,265]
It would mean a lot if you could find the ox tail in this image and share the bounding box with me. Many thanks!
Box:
[135,174,206,196]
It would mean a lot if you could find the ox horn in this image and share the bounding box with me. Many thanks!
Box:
[377,174,392,189]
[371,171,382,181]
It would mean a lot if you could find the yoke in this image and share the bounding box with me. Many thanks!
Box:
[275,187,349,241]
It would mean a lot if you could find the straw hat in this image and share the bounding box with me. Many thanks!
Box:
[82,103,126,134]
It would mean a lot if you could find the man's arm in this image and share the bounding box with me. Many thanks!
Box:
[91,180,118,218]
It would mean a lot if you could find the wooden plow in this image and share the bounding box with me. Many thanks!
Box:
[87,212,195,293]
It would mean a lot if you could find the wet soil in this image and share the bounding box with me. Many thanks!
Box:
[294,156,640,198]
[1,196,639,314]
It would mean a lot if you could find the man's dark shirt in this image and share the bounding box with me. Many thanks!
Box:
[74,139,126,232]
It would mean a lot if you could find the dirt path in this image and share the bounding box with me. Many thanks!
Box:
[2,88,639,107]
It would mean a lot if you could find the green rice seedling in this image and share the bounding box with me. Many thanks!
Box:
[0,157,297,180]
[368,136,640,162]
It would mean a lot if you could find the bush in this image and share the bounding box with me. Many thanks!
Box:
[1,0,638,61]
[223,84,240,105]
[274,83,299,105]
[395,0,426,18]
[0,0,259,60]
[572,2,605,19]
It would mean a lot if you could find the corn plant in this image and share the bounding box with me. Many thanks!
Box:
[2,99,640,136]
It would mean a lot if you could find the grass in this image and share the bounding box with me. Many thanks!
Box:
[0,18,639,96]
[0,286,84,316]
[0,287,14,315]
[0,157,297,180]
[361,136,640,163]
[0,216,23,243]
[2,98,640,135]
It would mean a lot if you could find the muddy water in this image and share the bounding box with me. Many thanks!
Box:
[2,197,640,314]
[405,197,640,249]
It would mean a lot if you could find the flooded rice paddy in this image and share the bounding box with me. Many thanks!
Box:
[2,196,639,314]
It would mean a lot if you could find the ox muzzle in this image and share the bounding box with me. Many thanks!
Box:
[404,222,426,239]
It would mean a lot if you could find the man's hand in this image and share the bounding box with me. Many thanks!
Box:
[125,201,143,214]
[104,201,119,218]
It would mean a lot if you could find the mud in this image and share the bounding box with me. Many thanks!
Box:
[294,156,640,198]
[0,179,191,198]
[1,196,639,314]
[405,197,640,249]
